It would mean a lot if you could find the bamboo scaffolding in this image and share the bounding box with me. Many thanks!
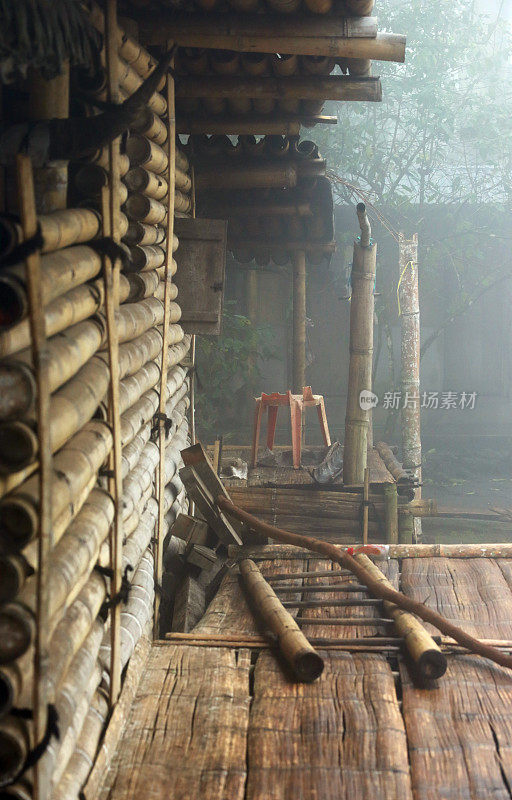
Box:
[220,497,512,674]
[343,204,376,485]
[240,559,324,681]
[0,420,112,552]
[177,75,381,102]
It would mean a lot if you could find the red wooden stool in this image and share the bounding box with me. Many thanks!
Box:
[252,387,331,469]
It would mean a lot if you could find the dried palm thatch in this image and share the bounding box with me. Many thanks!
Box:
[0,0,101,82]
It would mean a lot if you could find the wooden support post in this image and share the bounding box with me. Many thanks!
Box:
[239,559,324,682]
[16,156,53,800]
[292,250,306,394]
[383,483,399,544]
[155,55,177,632]
[398,233,421,537]
[343,204,376,485]
[104,0,123,706]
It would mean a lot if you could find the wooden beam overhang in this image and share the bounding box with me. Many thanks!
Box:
[176,75,382,102]
[140,13,405,62]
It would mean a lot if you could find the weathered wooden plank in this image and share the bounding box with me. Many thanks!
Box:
[401,655,512,800]
[401,558,512,638]
[98,644,251,800]
[247,651,413,800]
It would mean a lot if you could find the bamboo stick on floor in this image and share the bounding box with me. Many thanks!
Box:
[239,559,324,682]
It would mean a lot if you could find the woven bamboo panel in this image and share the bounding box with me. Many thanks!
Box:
[401,557,512,638]
[247,651,412,800]
[98,644,251,800]
[298,558,398,638]
[401,655,512,800]
[193,557,307,635]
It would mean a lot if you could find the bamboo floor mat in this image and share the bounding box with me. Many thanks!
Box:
[99,550,512,799]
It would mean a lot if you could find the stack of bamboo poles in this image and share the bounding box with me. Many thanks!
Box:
[191,134,333,266]
[0,12,194,799]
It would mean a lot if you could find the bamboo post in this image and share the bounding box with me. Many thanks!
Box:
[343,203,376,485]
[362,466,369,545]
[16,156,53,800]
[383,483,399,543]
[104,0,123,706]
[155,54,177,632]
[292,250,306,394]
[398,233,421,537]
[239,559,324,682]
[398,510,414,544]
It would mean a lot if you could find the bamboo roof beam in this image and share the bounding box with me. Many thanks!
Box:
[176,75,381,102]
[229,239,336,253]
[140,14,405,63]
[177,115,336,135]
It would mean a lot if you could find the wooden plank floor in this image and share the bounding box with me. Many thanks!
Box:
[99,550,512,799]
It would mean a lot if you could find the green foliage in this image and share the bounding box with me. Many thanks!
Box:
[195,302,279,441]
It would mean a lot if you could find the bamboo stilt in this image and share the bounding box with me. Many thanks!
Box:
[239,559,324,681]
[343,204,376,485]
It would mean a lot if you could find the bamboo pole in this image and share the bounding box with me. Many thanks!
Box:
[354,553,444,678]
[104,0,124,706]
[398,233,421,537]
[362,466,369,545]
[155,66,177,636]
[343,204,376,485]
[176,75,382,102]
[177,116,333,137]
[141,16,407,64]
[383,483,399,544]
[219,497,512,674]
[292,250,306,394]
[14,156,53,799]
[239,559,324,681]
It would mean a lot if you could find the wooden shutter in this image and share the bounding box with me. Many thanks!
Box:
[174,218,227,335]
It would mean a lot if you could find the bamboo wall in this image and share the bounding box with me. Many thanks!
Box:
[0,11,193,799]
